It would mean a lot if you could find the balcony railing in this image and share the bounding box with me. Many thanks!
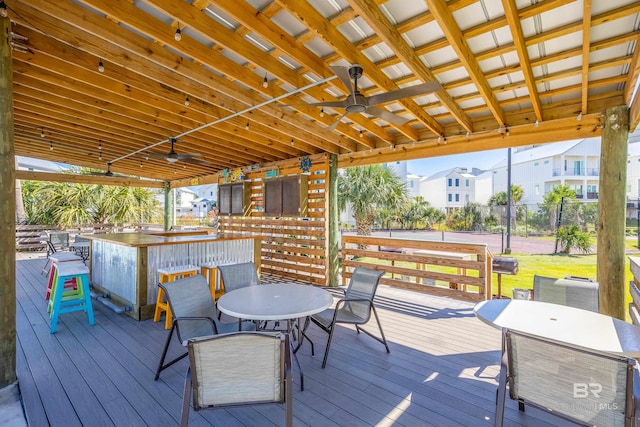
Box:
[552,168,599,177]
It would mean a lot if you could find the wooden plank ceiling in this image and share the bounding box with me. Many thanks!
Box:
[5,0,640,184]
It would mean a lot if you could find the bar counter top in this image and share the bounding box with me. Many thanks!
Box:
[83,231,263,248]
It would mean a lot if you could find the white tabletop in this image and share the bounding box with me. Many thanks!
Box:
[217,283,334,321]
[474,299,640,357]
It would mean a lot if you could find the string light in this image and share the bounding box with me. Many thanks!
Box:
[534,120,539,127]
[320,108,325,118]
[49,142,53,151]
[263,73,268,88]
[576,112,583,121]
[442,134,447,144]
[245,121,250,130]
[174,23,182,41]
[40,128,44,138]
[466,132,470,139]
[98,59,104,73]
[98,141,102,150]
[140,160,143,168]
[184,96,190,107]
[290,138,294,146]
[359,130,363,138]
[505,127,510,136]
[0,1,8,18]
[99,151,102,160]
[174,168,177,174]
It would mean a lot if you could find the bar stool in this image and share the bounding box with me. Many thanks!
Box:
[48,261,94,334]
[199,260,234,303]
[153,265,200,329]
[45,252,83,300]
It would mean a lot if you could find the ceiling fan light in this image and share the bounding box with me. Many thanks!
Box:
[98,59,104,73]
[263,73,268,88]
[174,25,182,41]
[167,156,179,163]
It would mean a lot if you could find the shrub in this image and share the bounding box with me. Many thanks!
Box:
[556,224,592,254]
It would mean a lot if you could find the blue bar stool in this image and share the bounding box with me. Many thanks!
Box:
[48,261,94,334]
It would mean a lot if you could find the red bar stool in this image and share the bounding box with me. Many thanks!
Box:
[153,265,200,329]
[45,252,83,300]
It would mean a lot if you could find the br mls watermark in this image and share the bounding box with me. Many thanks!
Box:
[573,383,619,411]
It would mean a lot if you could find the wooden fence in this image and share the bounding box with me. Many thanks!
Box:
[218,153,329,285]
[341,235,493,301]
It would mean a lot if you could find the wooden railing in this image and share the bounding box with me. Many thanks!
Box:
[341,235,493,302]
[220,217,327,285]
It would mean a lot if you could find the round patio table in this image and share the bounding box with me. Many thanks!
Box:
[474,299,640,356]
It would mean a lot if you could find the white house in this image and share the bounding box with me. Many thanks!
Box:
[491,138,602,205]
[419,167,487,210]
[625,132,640,200]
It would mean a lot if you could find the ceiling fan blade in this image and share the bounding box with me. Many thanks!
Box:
[177,153,202,160]
[330,66,354,95]
[327,111,348,131]
[367,81,441,106]
[280,100,348,108]
[147,153,168,159]
[366,107,411,126]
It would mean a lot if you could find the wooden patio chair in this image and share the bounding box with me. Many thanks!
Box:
[309,266,389,368]
[154,275,255,380]
[533,275,600,312]
[181,331,292,427]
[495,328,640,426]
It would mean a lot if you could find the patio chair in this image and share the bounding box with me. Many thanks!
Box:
[154,275,256,380]
[533,275,600,312]
[309,267,389,368]
[217,261,261,292]
[495,328,640,426]
[42,232,72,273]
[181,331,292,427]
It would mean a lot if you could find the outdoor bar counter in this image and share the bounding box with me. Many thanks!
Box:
[84,231,262,320]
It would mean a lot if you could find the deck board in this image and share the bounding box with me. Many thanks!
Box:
[14,252,571,426]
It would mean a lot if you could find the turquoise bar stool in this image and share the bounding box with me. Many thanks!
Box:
[48,261,94,334]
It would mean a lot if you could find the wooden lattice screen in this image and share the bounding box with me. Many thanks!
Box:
[218,153,329,285]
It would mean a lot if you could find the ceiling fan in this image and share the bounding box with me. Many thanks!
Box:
[147,137,211,165]
[282,64,441,130]
[86,162,130,178]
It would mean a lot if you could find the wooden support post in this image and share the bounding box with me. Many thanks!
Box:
[0,15,17,387]
[597,105,629,319]
[163,182,171,231]
[327,154,339,287]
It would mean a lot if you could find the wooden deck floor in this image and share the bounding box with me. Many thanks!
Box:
[15,252,568,426]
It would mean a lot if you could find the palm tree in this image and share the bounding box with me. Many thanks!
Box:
[338,164,408,237]
[488,185,524,228]
[21,178,161,227]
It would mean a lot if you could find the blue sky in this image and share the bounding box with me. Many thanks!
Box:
[407,148,507,176]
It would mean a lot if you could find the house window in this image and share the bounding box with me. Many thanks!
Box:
[465,179,469,187]
[455,178,459,187]
[465,194,469,202]
[448,178,452,186]
[588,184,597,193]
[455,194,459,202]
[544,160,549,164]
[535,185,540,195]
[534,162,539,166]
[409,181,414,188]
[448,194,452,202]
